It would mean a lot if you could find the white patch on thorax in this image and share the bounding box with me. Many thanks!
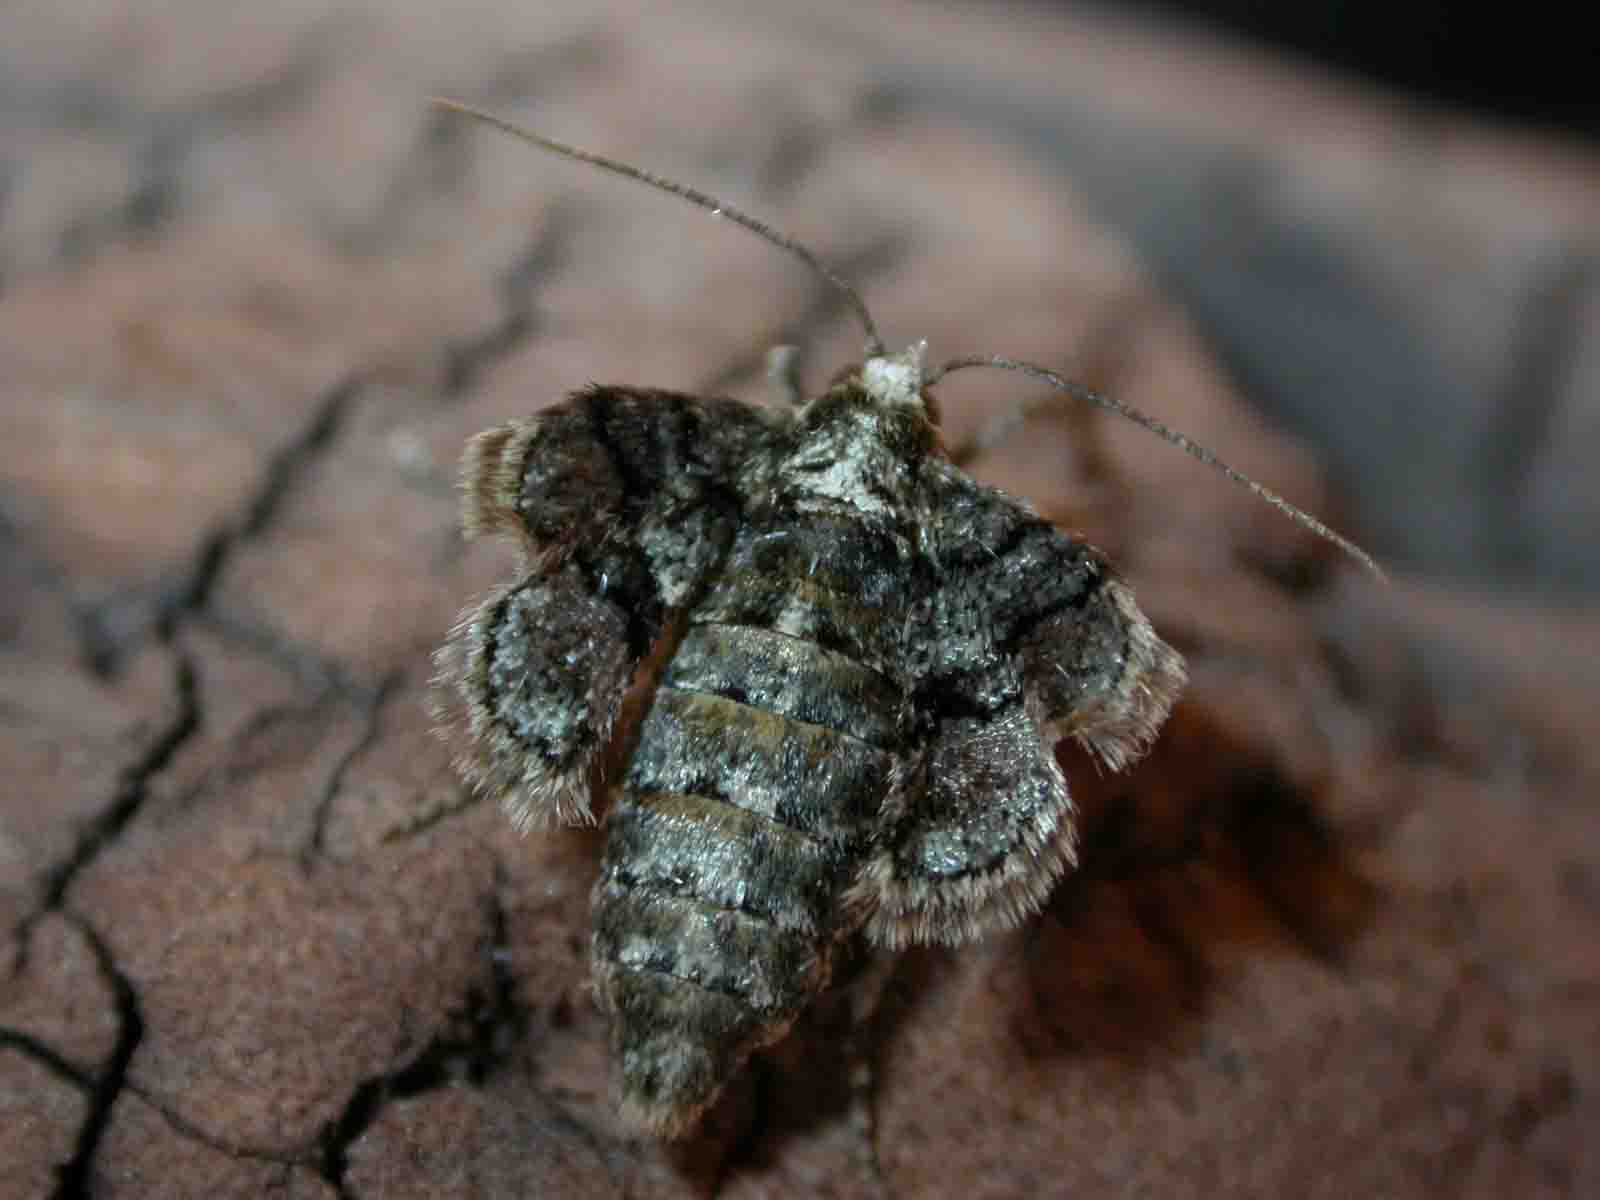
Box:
[787,414,896,517]
[803,448,889,515]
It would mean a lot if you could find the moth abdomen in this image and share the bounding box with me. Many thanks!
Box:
[593,883,824,1013]
[627,691,891,830]
[593,589,912,1132]
[592,875,824,1134]
[593,780,848,1131]
[662,624,909,747]
[595,960,776,1138]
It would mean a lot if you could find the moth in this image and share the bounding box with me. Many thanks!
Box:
[431,100,1378,1138]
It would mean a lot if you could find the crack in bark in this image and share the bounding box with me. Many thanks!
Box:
[439,203,572,398]
[158,692,339,824]
[0,1026,96,1092]
[340,102,477,261]
[24,913,319,1194]
[195,609,368,700]
[121,1082,309,1171]
[7,655,198,1195]
[0,499,121,674]
[315,879,527,1196]
[300,670,403,867]
[375,780,483,844]
[13,26,336,274]
[14,651,199,971]
[82,374,361,678]
[7,185,586,1200]
[45,123,176,267]
[168,376,360,616]
[75,197,575,679]
[48,912,143,1200]
[345,38,605,261]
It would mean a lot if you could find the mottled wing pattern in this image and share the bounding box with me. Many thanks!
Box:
[436,386,775,827]
[851,458,1186,947]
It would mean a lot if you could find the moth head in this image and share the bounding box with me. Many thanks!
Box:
[832,339,943,432]
[858,341,929,410]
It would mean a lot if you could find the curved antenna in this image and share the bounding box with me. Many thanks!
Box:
[432,98,886,357]
[929,354,1384,580]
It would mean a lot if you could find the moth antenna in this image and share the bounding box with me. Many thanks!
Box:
[928,354,1385,580]
[432,97,886,357]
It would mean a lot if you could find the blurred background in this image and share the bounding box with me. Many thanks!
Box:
[1133,0,1596,135]
[1086,0,1600,593]
[2,1,1596,599]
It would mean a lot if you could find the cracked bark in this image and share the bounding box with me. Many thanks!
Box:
[438,205,572,399]
[80,376,361,678]
[14,653,199,965]
[48,913,142,1200]
[3,3,1598,1198]
[299,670,401,867]
[317,882,529,1197]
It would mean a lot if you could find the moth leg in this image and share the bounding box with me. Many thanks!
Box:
[841,945,897,1190]
[437,563,631,827]
[848,702,1075,949]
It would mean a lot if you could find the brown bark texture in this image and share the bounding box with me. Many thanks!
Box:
[2,2,1597,1197]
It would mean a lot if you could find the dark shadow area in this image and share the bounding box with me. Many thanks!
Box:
[1106,1,1600,137]
[1013,699,1379,1061]
[701,698,1380,1177]
[706,936,928,1186]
